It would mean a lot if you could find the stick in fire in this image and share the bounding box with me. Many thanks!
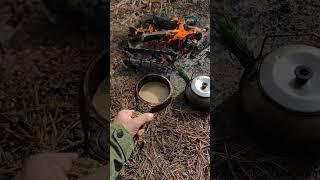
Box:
[131,16,207,44]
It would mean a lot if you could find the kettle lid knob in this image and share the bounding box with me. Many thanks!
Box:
[191,76,210,98]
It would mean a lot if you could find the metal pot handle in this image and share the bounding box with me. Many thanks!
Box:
[257,33,320,59]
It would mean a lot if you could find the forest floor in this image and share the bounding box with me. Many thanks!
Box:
[110,0,210,179]
[0,0,105,179]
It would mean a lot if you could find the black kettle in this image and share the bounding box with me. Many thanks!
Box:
[240,42,320,152]
[216,20,320,153]
[185,75,210,112]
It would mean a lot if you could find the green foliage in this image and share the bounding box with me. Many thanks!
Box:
[176,65,190,83]
[215,15,255,67]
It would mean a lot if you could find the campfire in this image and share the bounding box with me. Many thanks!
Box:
[124,15,209,74]
[131,16,203,46]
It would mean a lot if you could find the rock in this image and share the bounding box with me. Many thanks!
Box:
[170,70,188,96]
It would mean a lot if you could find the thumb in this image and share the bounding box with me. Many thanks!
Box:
[137,129,145,137]
[133,113,154,128]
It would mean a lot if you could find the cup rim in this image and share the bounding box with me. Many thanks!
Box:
[135,74,173,107]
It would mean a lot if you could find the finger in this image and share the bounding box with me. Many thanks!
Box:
[119,110,134,117]
[133,113,154,127]
[137,129,145,137]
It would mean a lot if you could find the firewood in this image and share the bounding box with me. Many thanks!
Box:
[152,16,178,30]
[141,31,176,41]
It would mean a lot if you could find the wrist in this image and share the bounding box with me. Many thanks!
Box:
[112,122,133,136]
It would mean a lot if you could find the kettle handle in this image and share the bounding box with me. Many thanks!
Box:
[257,33,320,59]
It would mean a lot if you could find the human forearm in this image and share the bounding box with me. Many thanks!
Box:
[110,123,134,179]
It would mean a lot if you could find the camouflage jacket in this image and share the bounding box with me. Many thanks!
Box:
[110,123,134,180]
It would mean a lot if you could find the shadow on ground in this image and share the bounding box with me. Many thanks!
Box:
[211,93,320,179]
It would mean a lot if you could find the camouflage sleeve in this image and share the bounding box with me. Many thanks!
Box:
[110,123,134,180]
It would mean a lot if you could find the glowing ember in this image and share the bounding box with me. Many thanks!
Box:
[134,27,142,34]
[133,24,158,35]
[147,24,157,33]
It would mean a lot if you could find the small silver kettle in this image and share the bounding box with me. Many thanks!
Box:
[185,75,210,112]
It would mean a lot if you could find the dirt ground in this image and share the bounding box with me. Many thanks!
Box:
[0,0,105,178]
[211,0,320,179]
[111,0,210,179]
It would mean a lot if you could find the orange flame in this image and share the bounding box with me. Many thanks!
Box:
[133,17,199,46]
[166,23,197,43]
[134,24,157,34]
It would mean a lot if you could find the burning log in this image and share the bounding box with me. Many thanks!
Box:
[125,15,209,74]
[125,47,177,57]
[124,48,175,74]
[140,25,205,42]
[141,31,176,41]
[137,15,179,29]
[187,25,206,33]
[131,15,205,42]
[152,16,179,30]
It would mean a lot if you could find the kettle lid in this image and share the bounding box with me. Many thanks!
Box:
[191,76,210,98]
[259,45,320,113]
